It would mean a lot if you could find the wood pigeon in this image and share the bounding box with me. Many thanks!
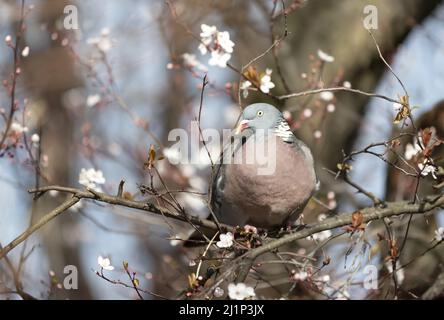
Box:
[211,103,318,230]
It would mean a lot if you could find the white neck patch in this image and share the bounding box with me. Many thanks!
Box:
[274,120,293,142]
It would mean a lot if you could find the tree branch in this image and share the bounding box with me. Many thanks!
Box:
[2,184,443,298]
[197,194,444,297]
[0,185,229,260]
[0,196,80,260]
[277,86,404,106]
[422,269,444,300]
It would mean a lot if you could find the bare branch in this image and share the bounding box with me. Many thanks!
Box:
[278,86,404,105]
[0,185,229,260]
[0,196,80,260]
[197,194,444,297]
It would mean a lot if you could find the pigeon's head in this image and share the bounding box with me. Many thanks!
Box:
[235,103,284,134]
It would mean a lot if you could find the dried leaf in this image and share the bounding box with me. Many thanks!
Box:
[188,273,198,289]
[389,239,398,259]
[242,65,260,87]
[351,211,364,228]
[337,162,353,172]
[389,139,400,148]
[123,191,133,200]
[323,256,331,266]
[144,144,157,170]
[343,211,365,233]
[393,106,410,124]
[393,95,410,124]
[370,243,380,258]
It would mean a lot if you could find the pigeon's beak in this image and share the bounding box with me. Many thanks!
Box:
[235,119,250,134]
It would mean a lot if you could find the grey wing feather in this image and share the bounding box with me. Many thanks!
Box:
[286,132,320,193]
[210,130,251,219]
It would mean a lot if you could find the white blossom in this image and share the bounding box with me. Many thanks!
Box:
[86,94,101,108]
[101,28,110,36]
[260,69,275,94]
[320,91,334,101]
[31,133,40,143]
[317,49,335,63]
[311,229,332,242]
[293,271,308,281]
[196,144,220,169]
[227,283,255,300]
[21,46,30,57]
[78,168,106,191]
[163,147,181,164]
[244,225,258,234]
[87,28,113,52]
[181,193,206,212]
[303,108,313,118]
[216,232,234,248]
[182,53,208,72]
[98,255,114,271]
[434,227,444,242]
[108,143,121,156]
[198,24,234,68]
[214,287,224,298]
[217,31,235,53]
[5,35,12,44]
[240,80,252,98]
[327,103,336,113]
[314,130,322,139]
[199,24,218,54]
[49,190,59,197]
[31,133,40,147]
[385,261,405,285]
[404,142,421,160]
[343,81,351,88]
[188,260,196,267]
[283,110,292,121]
[418,161,437,179]
[198,43,209,55]
[10,122,29,134]
[208,50,232,68]
[328,200,337,210]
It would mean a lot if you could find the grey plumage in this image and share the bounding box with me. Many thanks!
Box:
[211,103,317,229]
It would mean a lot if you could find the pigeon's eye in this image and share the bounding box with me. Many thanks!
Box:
[257,110,264,117]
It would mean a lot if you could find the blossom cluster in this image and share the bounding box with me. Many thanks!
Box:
[198,24,234,68]
[79,168,106,191]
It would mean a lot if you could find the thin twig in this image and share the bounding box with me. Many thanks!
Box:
[278,86,404,105]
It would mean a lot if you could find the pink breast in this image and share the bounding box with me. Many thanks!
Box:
[222,134,316,228]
